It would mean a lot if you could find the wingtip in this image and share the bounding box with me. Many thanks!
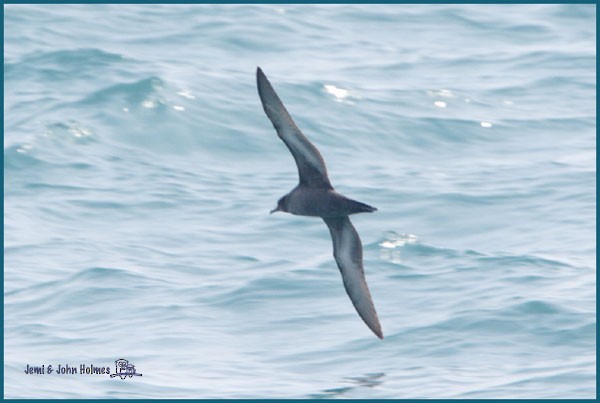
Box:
[371,321,384,339]
[256,66,265,80]
[256,67,270,99]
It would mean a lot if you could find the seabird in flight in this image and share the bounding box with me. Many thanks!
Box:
[256,67,383,339]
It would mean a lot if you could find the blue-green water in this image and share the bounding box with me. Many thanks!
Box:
[4,4,596,398]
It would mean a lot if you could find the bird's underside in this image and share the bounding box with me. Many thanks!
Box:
[285,185,377,218]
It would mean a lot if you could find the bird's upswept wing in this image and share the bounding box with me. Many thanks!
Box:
[257,67,332,189]
[323,216,383,339]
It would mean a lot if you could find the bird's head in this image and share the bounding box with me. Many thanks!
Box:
[270,195,289,214]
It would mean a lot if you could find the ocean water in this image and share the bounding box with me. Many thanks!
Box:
[4,4,596,399]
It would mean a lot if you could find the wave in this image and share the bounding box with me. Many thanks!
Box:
[5,48,128,81]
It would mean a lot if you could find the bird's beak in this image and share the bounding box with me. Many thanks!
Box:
[270,206,280,214]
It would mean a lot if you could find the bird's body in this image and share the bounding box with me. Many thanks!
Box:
[256,67,383,339]
[279,185,377,218]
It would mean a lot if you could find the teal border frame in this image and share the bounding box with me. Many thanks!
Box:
[2,1,597,401]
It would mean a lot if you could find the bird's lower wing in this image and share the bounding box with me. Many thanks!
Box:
[323,216,383,339]
[256,67,332,189]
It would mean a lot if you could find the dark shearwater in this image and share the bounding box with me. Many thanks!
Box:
[256,67,383,339]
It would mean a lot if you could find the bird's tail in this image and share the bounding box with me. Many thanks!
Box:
[346,199,377,215]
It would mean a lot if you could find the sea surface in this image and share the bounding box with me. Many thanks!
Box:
[4,4,596,399]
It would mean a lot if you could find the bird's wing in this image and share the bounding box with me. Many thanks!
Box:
[323,216,383,339]
[257,67,332,189]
